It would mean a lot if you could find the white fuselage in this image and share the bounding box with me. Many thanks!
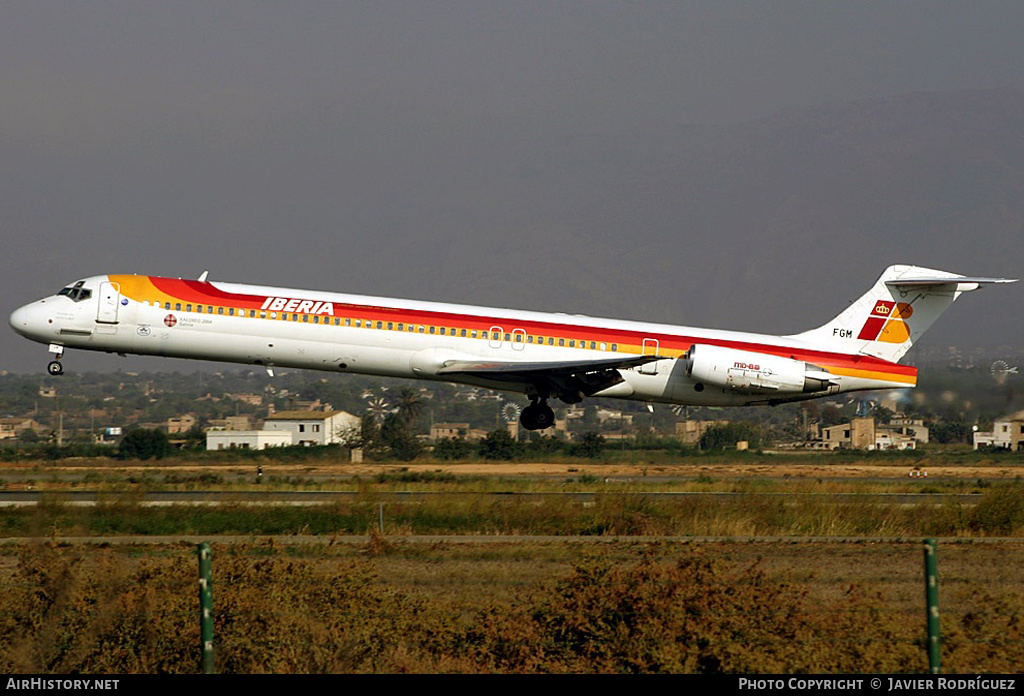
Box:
[9,273,919,407]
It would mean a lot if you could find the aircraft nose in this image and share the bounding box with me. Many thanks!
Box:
[9,304,31,337]
[8,300,41,339]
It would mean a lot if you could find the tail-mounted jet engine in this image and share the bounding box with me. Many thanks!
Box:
[685,344,835,394]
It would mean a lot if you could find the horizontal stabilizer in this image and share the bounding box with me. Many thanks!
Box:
[886,276,1017,288]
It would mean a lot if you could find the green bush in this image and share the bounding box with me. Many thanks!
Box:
[433,437,474,461]
[117,428,171,460]
[479,430,522,460]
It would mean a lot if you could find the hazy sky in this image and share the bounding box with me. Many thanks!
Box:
[3,2,1023,373]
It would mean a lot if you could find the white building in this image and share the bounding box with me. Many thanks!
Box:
[973,409,1024,451]
[262,410,361,446]
[205,410,362,450]
[206,430,293,451]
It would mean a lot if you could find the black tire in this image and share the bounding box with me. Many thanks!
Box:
[534,404,555,429]
[47,361,64,376]
[520,404,540,431]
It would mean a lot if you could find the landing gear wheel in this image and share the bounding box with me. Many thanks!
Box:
[47,361,64,376]
[520,401,555,431]
[533,403,554,429]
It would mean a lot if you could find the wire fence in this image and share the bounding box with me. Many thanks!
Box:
[1,536,1022,673]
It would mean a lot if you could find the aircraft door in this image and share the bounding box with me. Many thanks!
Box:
[488,326,503,349]
[640,338,659,374]
[96,282,121,324]
[511,328,526,351]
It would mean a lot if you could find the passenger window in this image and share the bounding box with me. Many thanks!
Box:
[175,303,181,311]
[186,304,192,312]
[218,307,224,315]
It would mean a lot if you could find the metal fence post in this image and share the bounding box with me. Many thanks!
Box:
[198,542,215,674]
[923,538,941,674]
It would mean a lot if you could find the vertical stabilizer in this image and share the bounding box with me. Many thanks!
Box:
[789,265,1016,363]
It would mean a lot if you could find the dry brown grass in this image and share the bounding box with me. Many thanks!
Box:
[0,539,1021,673]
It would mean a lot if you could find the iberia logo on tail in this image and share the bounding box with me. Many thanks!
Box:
[857,301,913,343]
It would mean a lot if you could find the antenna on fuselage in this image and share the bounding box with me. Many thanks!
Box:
[198,270,210,282]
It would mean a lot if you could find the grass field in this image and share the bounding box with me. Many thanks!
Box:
[0,537,1021,673]
[0,454,1021,673]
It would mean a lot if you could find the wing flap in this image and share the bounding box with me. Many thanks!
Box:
[436,354,665,378]
[435,353,667,403]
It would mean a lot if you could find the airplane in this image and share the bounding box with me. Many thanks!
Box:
[8,265,1016,431]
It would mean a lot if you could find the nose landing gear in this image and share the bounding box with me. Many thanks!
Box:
[46,343,64,376]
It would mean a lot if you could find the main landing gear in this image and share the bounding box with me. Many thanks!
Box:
[46,344,64,376]
[520,398,555,431]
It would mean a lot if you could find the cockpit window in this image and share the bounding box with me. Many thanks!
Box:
[57,281,92,302]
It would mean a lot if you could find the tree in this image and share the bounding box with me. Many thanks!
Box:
[118,428,171,460]
[479,429,522,460]
[699,423,762,453]
[433,437,473,461]
[570,431,605,459]
[395,387,424,426]
[379,413,422,461]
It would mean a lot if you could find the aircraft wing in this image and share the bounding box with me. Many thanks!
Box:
[436,354,667,401]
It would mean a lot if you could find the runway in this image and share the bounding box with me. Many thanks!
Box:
[0,489,985,506]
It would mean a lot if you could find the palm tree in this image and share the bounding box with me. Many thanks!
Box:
[395,387,424,426]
